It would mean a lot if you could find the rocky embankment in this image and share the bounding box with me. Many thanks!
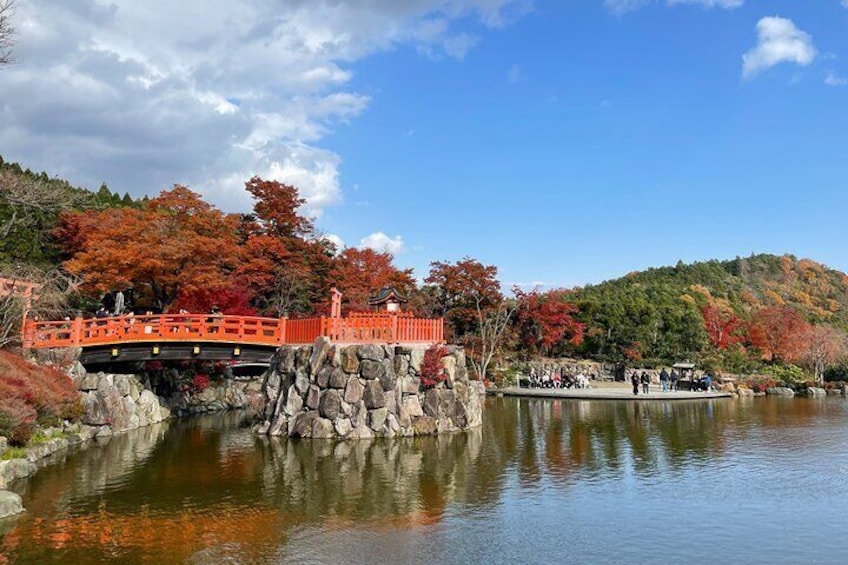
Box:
[1,362,263,518]
[256,339,485,439]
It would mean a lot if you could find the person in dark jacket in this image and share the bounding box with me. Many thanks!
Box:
[659,368,669,392]
[631,372,639,395]
[640,371,650,394]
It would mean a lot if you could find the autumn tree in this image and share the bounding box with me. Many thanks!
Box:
[237,177,333,316]
[425,257,510,379]
[700,303,743,350]
[62,186,240,312]
[425,257,502,340]
[330,248,415,312]
[513,288,584,358]
[747,306,811,364]
[803,325,847,385]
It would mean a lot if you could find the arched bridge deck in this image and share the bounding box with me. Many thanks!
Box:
[23,313,444,366]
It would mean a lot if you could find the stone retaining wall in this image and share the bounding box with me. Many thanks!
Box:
[256,339,485,439]
[0,362,264,517]
[71,362,264,436]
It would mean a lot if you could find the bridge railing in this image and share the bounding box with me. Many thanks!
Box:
[23,313,444,349]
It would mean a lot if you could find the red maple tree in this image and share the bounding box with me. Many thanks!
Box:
[513,288,584,356]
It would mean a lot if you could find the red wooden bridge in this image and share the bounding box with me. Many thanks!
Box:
[23,313,444,366]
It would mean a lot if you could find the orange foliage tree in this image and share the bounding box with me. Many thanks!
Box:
[236,178,333,316]
[329,248,415,312]
[60,186,240,312]
[425,257,502,340]
[700,303,744,350]
[513,288,584,357]
[747,306,811,363]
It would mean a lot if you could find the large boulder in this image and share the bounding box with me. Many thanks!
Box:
[0,459,37,484]
[369,407,389,432]
[403,397,424,419]
[341,346,360,374]
[290,412,319,437]
[0,490,24,518]
[329,368,348,389]
[766,387,795,397]
[360,360,385,381]
[305,385,321,410]
[276,346,297,373]
[358,344,384,362]
[312,417,335,439]
[82,391,111,426]
[294,370,310,396]
[410,349,425,373]
[319,389,343,420]
[441,355,457,388]
[363,381,385,409]
[400,376,420,395]
[310,337,332,375]
[114,374,132,397]
[806,387,827,397]
[412,416,437,435]
[422,389,440,418]
[378,359,396,391]
[316,366,334,388]
[76,373,100,392]
[283,385,304,416]
[334,418,352,438]
[344,378,365,404]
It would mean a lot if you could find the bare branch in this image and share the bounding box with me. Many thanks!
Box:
[0,264,82,348]
[0,0,16,66]
[0,169,88,244]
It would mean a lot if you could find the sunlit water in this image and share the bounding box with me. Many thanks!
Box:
[3,397,848,564]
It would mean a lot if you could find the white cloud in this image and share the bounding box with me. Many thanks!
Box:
[825,70,847,86]
[0,0,529,216]
[507,63,524,83]
[359,232,405,255]
[605,0,742,15]
[667,0,743,8]
[322,233,345,254]
[742,17,816,79]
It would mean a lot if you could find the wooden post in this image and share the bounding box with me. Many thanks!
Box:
[72,316,83,346]
[279,317,287,344]
[331,287,343,318]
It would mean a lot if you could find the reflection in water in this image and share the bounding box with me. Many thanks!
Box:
[3,398,848,564]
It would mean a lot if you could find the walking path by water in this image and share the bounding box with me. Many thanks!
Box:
[497,382,732,400]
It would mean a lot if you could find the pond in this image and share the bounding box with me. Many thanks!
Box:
[3,396,848,564]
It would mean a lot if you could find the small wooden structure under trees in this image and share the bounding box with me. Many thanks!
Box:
[367,287,407,312]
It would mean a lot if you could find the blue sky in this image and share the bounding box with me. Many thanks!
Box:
[3,1,848,289]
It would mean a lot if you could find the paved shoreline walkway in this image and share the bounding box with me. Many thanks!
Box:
[495,385,733,401]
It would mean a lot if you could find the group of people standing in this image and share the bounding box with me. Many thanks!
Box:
[630,368,682,395]
[630,368,715,394]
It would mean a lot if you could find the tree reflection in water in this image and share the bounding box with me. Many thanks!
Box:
[2,397,845,564]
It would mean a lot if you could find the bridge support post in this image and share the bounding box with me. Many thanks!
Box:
[72,316,84,346]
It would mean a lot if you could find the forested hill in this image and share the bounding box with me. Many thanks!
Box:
[0,155,138,265]
[569,254,848,364]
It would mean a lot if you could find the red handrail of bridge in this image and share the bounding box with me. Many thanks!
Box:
[22,314,444,349]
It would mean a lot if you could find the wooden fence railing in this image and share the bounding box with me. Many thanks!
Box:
[23,314,444,349]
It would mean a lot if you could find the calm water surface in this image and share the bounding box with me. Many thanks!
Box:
[3,397,848,564]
